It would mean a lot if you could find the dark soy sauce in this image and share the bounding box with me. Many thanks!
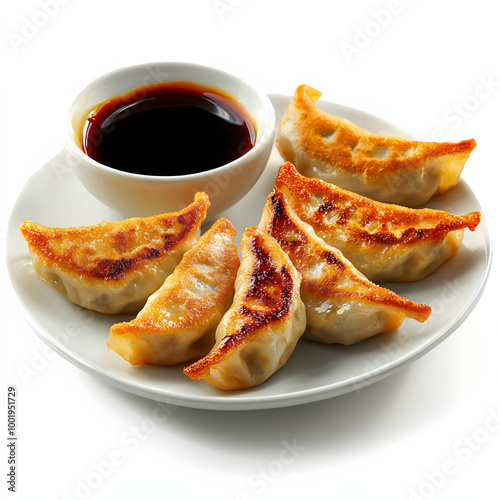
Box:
[82,81,256,176]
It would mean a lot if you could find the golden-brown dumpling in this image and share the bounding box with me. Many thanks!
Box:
[276,84,476,206]
[184,226,306,390]
[259,188,432,344]
[107,218,240,365]
[275,162,481,282]
[19,192,210,314]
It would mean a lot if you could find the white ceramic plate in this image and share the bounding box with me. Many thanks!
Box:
[6,95,492,410]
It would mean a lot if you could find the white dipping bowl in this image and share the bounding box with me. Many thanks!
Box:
[65,62,276,219]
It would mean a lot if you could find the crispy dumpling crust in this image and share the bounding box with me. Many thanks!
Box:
[275,162,480,282]
[107,218,240,365]
[276,84,476,206]
[259,188,431,344]
[20,192,210,314]
[184,226,306,390]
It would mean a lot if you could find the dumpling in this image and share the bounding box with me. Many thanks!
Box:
[259,188,432,344]
[183,226,306,390]
[19,192,210,314]
[276,84,476,206]
[275,162,481,282]
[107,217,240,365]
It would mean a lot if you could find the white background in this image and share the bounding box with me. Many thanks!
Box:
[1,1,499,499]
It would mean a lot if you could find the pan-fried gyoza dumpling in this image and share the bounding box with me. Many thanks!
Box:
[19,192,210,314]
[107,218,240,365]
[259,188,431,344]
[183,226,306,390]
[276,84,476,206]
[275,162,481,282]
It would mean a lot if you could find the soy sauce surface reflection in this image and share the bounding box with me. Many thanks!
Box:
[82,81,257,176]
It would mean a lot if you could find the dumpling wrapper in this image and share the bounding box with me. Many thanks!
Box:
[276,84,476,206]
[20,192,210,314]
[107,217,240,365]
[259,188,431,344]
[275,162,481,282]
[184,226,306,390]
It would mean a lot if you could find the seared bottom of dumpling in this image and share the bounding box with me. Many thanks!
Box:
[107,218,240,365]
[259,188,431,345]
[276,84,476,206]
[20,192,210,314]
[275,162,481,282]
[184,227,306,389]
